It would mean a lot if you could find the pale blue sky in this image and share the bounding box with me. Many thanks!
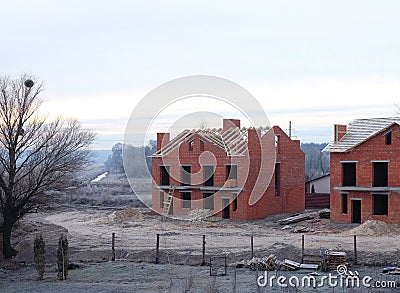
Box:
[1,1,400,149]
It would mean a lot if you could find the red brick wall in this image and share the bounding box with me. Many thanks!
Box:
[274,126,305,214]
[156,133,170,151]
[330,123,400,224]
[305,193,330,208]
[334,124,347,142]
[152,124,305,220]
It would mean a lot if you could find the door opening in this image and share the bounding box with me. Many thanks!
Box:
[352,200,361,224]
[222,198,230,219]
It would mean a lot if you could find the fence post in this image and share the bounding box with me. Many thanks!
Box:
[0,227,3,263]
[155,234,160,264]
[353,235,357,265]
[251,235,254,259]
[201,235,206,265]
[111,233,115,261]
[301,234,305,263]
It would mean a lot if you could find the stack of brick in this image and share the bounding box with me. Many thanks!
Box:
[321,250,347,271]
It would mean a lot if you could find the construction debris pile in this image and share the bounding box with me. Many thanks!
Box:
[320,249,347,271]
[238,249,347,272]
[188,209,213,222]
[238,254,319,271]
[293,226,315,233]
[278,213,317,233]
[277,210,335,234]
[278,213,315,225]
[238,254,281,271]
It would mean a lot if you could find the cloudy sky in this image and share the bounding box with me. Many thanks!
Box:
[1,1,400,149]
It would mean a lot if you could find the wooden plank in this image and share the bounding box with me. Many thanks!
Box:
[300,263,319,270]
[278,214,314,225]
[283,259,301,268]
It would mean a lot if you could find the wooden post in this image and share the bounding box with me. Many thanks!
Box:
[251,235,254,259]
[353,235,357,265]
[155,234,160,264]
[0,227,3,263]
[201,235,206,265]
[111,233,115,261]
[301,235,305,263]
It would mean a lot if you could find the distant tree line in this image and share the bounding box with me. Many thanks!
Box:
[301,142,330,181]
[104,140,157,177]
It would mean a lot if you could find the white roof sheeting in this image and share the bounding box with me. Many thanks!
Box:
[323,117,400,153]
[153,126,270,157]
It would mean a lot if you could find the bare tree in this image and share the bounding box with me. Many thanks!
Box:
[0,75,95,259]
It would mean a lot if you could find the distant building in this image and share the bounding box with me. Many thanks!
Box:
[324,117,400,224]
[306,174,330,194]
[305,174,330,208]
[151,118,305,220]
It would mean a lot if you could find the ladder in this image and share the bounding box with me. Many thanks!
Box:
[162,186,175,215]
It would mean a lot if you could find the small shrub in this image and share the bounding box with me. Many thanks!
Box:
[33,235,45,280]
[57,234,69,280]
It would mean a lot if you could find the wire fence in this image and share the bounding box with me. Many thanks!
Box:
[11,227,400,292]
[83,231,400,270]
[90,232,400,292]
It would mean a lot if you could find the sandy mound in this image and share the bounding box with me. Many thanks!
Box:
[113,208,144,222]
[341,220,399,237]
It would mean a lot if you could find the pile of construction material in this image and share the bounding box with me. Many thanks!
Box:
[281,259,319,270]
[293,226,315,233]
[278,213,319,233]
[188,209,213,222]
[321,249,347,271]
[238,254,319,271]
[278,213,314,225]
[238,248,347,272]
[239,254,281,271]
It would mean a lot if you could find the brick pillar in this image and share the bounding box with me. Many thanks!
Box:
[157,133,170,151]
[246,128,262,189]
[247,128,262,157]
[334,124,347,142]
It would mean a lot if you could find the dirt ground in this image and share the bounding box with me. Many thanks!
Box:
[1,261,399,292]
[9,205,400,266]
[1,173,400,292]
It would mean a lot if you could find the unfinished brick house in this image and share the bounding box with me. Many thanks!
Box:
[151,119,305,220]
[324,117,400,224]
